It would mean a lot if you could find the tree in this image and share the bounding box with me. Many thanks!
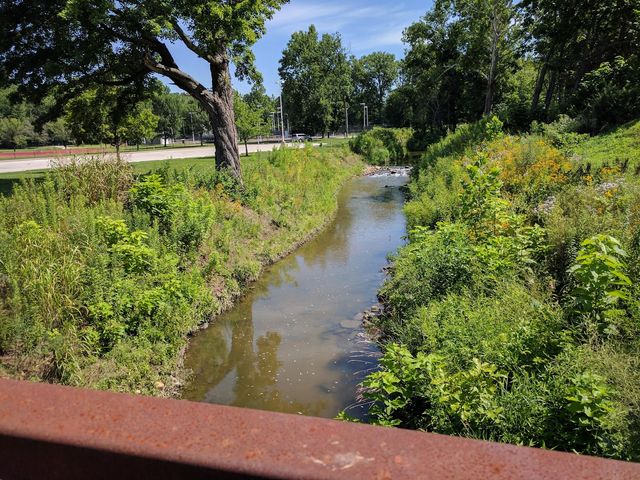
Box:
[152,89,188,147]
[279,25,352,136]
[351,52,399,125]
[123,103,160,149]
[400,0,521,133]
[0,0,288,181]
[181,96,211,145]
[0,117,32,151]
[233,91,270,156]
[44,118,72,148]
[65,87,159,154]
[520,0,640,124]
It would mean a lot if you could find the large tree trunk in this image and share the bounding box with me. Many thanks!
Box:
[484,14,500,116]
[531,60,548,116]
[142,40,241,181]
[544,70,558,114]
[206,54,241,180]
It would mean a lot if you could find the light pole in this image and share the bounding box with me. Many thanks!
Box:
[360,103,367,131]
[270,112,276,135]
[188,112,195,143]
[278,84,285,144]
[345,104,349,137]
[366,106,369,129]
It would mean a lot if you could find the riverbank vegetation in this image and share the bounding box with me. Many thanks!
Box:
[353,117,640,460]
[349,128,413,165]
[0,146,361,394]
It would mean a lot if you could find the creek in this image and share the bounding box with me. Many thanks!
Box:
[182,170,409,419]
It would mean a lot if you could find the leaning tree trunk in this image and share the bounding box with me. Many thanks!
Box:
[204,54,241,181]
[142,40,242,181]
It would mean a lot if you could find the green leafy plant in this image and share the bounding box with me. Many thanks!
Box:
[569,235,632,327]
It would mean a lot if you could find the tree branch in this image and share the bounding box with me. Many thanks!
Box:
[142,53,211,102]
[170,20,215,64]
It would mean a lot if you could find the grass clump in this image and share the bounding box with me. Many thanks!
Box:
[0,147,361,394]
[346,118,640,461]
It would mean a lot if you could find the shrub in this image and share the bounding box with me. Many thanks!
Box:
[568,235,632,332]
[349,127,413,165]
[380,222,474,319]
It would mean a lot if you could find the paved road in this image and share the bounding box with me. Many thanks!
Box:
[0,142,302,174]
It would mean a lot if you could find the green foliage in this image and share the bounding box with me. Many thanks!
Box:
[279,25,353,135]
[349,127,413,165]
[0,148,361,394]
[569,235,632,330]
[65,87,159,147]
[0,117,32,150]
[351,52,399,126]
[233,90,271,155]
[348,120,640,460]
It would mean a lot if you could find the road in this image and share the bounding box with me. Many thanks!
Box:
[0,142,303,174]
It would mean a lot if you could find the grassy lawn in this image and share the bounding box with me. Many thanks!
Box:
[0,152,276,196]
[0,142,212,157]
[572,119,640,167]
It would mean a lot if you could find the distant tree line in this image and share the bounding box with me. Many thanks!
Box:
[279,1,639,139]
[0,82,277,153]
[387,0,640,137]
[279,25,400,136]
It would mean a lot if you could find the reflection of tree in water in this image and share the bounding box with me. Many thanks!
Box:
[184,298,327,416]
[361,178,406,224]
[298,182,355,270]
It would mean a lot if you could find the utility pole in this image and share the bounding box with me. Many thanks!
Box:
[279,95,285,143]
[188,112,195,143]
[345,104,349,137]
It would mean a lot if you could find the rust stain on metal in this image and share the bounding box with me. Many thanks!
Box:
[0,378,639,479]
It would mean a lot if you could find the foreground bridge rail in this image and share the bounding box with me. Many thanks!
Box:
[0,379,638,479]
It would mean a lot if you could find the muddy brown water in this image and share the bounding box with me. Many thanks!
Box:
[182,172,409,418]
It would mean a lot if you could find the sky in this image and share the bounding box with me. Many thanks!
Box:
[166,0,433,96]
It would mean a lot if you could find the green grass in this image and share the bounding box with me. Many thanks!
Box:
[0,146,363,394]
[0,154,271,196]
[572,119,640,167]
[354,119,640,460]
[0,142,213,156]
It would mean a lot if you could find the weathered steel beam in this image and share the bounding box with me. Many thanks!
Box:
[0,379,638,479]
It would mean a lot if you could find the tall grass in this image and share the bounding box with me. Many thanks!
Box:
[353,119,640,460]
[0,146,361,393]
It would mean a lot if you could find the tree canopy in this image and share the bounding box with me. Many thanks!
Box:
[351,52,399,126]
[0,0,289,179]
[279,25,352,136]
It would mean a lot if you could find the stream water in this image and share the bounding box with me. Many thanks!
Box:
[182,171,409,418]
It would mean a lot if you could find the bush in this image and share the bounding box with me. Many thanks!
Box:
[349,127,413,165]
[0,148,362,393]
[347,119,640,460]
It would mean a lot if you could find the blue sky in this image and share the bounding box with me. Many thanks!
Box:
[167,0,432,96]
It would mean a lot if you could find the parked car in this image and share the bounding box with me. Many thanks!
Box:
[292,133,313,142]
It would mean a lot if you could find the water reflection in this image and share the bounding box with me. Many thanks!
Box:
[183,175,408,418]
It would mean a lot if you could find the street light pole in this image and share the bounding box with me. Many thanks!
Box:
[365,106,369,129]
[345,104,349,137]
[188,112,195,143]
[360,103,366,131]
[279,92,285,144]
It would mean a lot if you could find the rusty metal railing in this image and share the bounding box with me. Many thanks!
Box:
[0,378,638,479]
